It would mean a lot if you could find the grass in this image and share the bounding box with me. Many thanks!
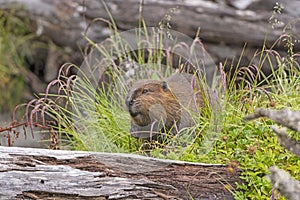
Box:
[6,2,300,200]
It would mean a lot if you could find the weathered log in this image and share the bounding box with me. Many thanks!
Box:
[0,146,241,200]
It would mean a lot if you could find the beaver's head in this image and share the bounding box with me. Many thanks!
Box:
[126,80,181,128]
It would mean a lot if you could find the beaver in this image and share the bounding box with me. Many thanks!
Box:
[125,73,205,140]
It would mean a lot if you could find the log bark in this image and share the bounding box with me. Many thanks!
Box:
[0,146,241,200]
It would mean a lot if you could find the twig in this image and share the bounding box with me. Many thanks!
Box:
[268,166,300,200]
[244,108,300,133]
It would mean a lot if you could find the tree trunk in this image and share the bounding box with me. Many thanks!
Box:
[0,146,241,200]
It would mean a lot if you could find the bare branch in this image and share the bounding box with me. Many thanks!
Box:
[268,166,300,200]
[271,126,300,158]
[244,108,300,133]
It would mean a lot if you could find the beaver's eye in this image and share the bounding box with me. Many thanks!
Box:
[142,89,149,94]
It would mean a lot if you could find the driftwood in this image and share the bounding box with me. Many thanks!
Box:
[0,146,241,200]
[245,108,300,200]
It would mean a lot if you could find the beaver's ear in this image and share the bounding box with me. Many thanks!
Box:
[161,81,168,91]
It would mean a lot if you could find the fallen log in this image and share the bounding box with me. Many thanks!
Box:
[0,146,241,200]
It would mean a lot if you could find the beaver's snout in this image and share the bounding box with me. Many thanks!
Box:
[126,97,140,118]
[125,97,133,108]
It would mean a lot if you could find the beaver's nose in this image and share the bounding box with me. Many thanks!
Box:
[125,98,133,108]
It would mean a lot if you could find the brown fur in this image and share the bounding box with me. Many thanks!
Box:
[125,73,204,139]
